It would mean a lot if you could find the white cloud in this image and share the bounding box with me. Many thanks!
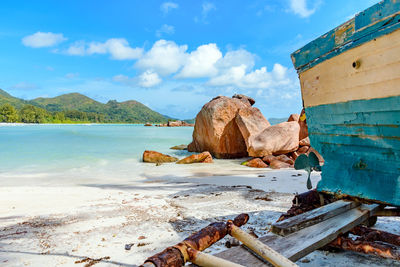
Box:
[176,43,222,78]
[138,70,162,87]
[156,24,175,38]
[65,38,143,60]
[22,32,67,48]
[161,2,179,15]
[66,41,86,56]
[289,0,320,18]
[208,63,292,89]
[135,40,188,76]
[215,49,255,72]
[87,38,143,60]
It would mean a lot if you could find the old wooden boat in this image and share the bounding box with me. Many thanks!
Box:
[291,0,400,207]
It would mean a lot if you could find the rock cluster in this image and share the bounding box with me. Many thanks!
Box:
[155,120,195,127]
[188,95,323,169]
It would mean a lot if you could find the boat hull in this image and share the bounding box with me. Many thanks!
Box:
[292,0,400,206]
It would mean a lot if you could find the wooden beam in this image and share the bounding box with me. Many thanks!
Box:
[228,223,298,267]
[214,204,381,266]
[271,200,360,236]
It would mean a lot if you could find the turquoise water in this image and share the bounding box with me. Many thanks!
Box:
[0,124,194,180]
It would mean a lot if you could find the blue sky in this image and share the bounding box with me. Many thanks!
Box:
[0,0,380,119]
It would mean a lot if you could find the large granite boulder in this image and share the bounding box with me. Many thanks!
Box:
[176,151,213,164]
[235,107,270,148]
[188,96,250,158]
[247,121,300,157]
[143,150,178,163]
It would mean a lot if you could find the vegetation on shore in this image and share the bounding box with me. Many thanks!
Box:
[0,89,171,123]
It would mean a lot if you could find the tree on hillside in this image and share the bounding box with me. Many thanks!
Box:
[0,103,19,122]
[19,105,49,123]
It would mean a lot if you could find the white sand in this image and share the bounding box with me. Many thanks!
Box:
[0,164,399,267]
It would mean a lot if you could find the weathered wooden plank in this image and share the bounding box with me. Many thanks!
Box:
[292,0,400,73]
[299,27,400,108]
[214,204,381,265]
[271,200,360,236]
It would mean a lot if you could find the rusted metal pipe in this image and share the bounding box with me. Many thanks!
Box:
[350,226,400,246]
[330,236,400,260]
[227,221,299,267]
[187,248,245,267]
[141,213,249,267]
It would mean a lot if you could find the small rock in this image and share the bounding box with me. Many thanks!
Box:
[246,158,268,168]
[170,144,188,150]
[176,151,213,164]
[138,236,146,240]
[262,155,277,164]
[143,150,178,163]
[125,243,134,250]
[275,154,294,165]
[269,160,291,169]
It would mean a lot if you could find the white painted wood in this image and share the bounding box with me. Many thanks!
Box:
[299,28,400,107]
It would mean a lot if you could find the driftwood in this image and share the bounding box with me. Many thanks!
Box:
[141,213,249,267]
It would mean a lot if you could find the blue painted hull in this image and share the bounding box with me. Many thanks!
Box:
[306,96,400,206]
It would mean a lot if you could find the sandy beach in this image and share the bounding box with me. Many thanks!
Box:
[1,164,399,267]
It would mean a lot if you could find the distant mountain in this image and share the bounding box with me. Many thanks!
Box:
[0,89,169,123]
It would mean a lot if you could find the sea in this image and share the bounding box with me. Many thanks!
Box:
[0,124,252,186]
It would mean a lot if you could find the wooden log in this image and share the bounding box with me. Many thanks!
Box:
[330,236,400,260]
[350,226,400,246]
[272,200,359,236]
[228,222,298,267]
[187,248,245,267]
[142,213,249,267]
[214,204,381,266]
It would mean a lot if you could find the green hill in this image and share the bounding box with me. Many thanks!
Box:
[0,89,169,123]
[0,89,28,108]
